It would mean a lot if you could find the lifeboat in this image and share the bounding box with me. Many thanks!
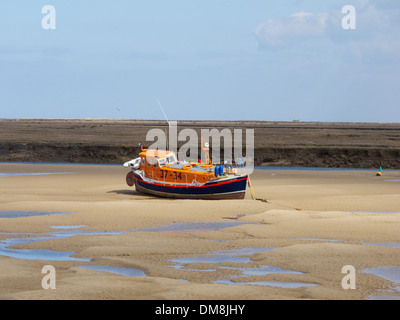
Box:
[123,144,248,199]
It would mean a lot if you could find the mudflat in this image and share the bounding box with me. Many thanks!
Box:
[1,119,399,168]
[0,163,399,300]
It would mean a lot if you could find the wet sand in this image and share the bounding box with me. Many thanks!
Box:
[0,163,399,300]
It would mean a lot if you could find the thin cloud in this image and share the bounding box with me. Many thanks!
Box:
[253,12,328,47]
[253,0,400,53]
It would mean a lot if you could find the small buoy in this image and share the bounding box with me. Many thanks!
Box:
[376,172,382,176]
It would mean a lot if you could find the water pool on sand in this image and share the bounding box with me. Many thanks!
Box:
[0,211,71,218]
[79,265,147,277]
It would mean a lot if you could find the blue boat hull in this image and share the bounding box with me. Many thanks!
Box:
[132,172,247,199]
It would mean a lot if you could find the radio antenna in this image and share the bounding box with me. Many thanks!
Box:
[157,99,169,124]
[157,99,170,150]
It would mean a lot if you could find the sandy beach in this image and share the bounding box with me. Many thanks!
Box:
[0,162,399,300]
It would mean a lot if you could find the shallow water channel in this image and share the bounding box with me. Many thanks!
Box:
[1,210,399,295]
[0,212,256,264]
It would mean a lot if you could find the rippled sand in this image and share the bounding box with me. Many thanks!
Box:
[0,163,399,300]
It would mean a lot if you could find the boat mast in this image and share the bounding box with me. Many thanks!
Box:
[157,99,170,151]
[201,138,212,165]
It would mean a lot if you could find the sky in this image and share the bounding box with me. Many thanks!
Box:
[0,0,399,122]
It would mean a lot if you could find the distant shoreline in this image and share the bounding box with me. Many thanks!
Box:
[2,162,400,172]
[1,119,399,169]
[1,118,399,124]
